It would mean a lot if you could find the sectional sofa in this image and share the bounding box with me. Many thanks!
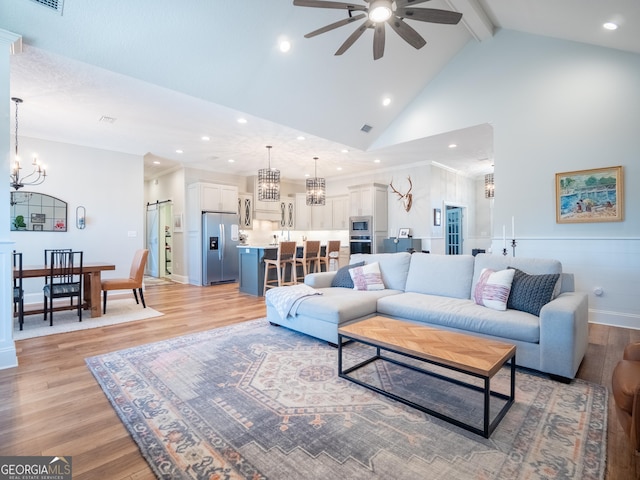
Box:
[265,252,589,381]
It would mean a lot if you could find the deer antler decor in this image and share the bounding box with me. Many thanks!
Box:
[389,176,413,212]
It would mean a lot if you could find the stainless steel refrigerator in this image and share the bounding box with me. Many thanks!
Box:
[202,211,240,285]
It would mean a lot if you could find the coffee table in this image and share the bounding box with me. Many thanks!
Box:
[338,316,516,438]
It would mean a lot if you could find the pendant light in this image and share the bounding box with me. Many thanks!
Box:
[258,145,280,202]
[306,157,326,206]
[10,97,47,190]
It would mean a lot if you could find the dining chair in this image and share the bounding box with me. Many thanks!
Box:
[101,249,149,314]
[13,251,25,331]
[43,248,73,311]
[43,250,83,326]
[294,240,321,282]
[263,241,297,294]
[318,240,341,272]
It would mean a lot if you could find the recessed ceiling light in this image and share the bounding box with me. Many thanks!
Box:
[297,136,306,141]
[304,173,310,177]
[337,167,343,171]
[201,136,210,141]
[448,143,457,149]
[279,40,291,53]
[237,118,247,124]
[228,159,235,163]
[603,22,618,30]
[153,160,161,165]
[341,149,349,154]
[382,97,391,106]
[176,149,183,154]
[374,159,381,163]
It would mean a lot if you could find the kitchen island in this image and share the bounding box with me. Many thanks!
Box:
[237,245,277,297]
[238,244,337,296]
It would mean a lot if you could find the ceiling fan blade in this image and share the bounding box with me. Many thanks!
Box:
[304,13,366,38]
[335,20,372,55]
[395,7,463,24]
[387,17,426,49]
[373,23,385,60]
[395,0,431,6]
[293,0,367,11]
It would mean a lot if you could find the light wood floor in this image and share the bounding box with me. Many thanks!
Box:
[0,282,638,479]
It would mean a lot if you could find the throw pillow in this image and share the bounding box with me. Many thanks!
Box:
[507,268,560,316]
[331,261,365,288]
[349,262,385,291]
[473,268,515,311]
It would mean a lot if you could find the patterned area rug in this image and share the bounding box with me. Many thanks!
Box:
[86,319,607,480]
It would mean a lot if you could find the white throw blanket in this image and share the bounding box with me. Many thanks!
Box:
[266,284,322,319]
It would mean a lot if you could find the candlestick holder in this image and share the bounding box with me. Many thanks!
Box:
[511,238,517,257]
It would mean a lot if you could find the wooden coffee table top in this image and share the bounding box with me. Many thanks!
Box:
[338,316,516,377]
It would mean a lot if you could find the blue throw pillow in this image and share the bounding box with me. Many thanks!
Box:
[331,262,365,288]
[507,268,560,316]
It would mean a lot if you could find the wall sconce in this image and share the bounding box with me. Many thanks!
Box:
[76,206,86,229]
[484,173,495,198]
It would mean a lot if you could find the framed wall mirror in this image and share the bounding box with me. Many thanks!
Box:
[10,191,68,232]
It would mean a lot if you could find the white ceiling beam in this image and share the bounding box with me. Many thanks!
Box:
[0,29,22,54]
[446,0,495,42]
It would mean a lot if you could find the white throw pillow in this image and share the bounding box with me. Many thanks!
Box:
[473,268,515,311]
[349,262,385,291]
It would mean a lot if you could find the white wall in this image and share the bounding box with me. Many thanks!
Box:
[374,29,640,328]
[9,137,145,304]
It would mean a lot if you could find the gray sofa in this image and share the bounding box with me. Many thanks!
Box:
[265,252,589,380]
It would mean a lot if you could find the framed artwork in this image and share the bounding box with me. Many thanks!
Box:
[32,224,43,231]
[398,228,410,238]
[433,208,441,226]
[556,166,624,223]
[173,213,183,232]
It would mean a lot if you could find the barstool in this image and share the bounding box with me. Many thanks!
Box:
[318,240,341,272]
[263,241,297,294]
[294,240,321,282]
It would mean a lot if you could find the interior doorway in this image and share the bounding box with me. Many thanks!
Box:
[445,205,464,255]
[146,200,173,278]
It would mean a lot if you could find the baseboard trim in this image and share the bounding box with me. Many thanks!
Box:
[589,309,640,330]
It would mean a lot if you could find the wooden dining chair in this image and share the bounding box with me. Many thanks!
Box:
[318,240,341,272]
[101,249,149,314]
[263,241,297,294]
[13,251,25,331]
[43,250,84,326]
[294,240,321,282]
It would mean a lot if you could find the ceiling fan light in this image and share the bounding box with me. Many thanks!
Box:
[369,0,392,23]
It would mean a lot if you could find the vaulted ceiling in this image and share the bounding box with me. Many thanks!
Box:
[1,0,638,181]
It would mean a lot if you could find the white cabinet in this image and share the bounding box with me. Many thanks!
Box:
[348,183,388,232]
[195,182,238,213]
[238,193,252,229]
[295,193,311,230]
[331,195,349,230]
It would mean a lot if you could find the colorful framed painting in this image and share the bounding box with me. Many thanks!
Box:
[555,166,623,223]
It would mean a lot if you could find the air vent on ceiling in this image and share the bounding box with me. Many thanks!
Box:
[29,0,64,15]
[360,124,373,133]
[99,116,116,124]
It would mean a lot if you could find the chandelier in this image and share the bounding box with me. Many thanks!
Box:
[258,145,280,202]
[484,173,495,199]
[10,97,47,190]
[306,157,326,206]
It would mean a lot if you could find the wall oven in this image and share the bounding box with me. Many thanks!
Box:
[349,216,373,255]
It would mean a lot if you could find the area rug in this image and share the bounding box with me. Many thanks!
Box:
[85,319,607,480]
[15,298,163,340]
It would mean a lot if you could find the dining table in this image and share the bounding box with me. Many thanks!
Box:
[15,262,116,318]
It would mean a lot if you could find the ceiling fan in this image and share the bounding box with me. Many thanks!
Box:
[293,0,462,60]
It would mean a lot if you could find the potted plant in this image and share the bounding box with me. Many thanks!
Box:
[13,215,27,230]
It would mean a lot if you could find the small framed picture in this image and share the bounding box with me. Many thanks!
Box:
[398,228,410,238]
[33,224,43,231]
[173,213,184,232]
[433,208,441,226]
